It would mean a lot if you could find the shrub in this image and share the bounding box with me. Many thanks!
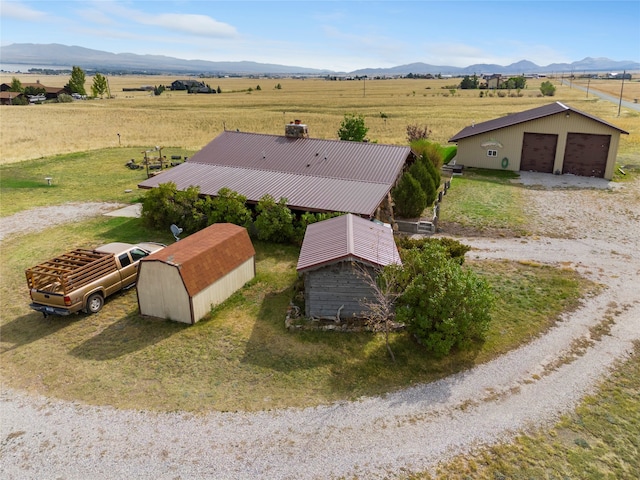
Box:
[540,80,556,97]
[57,93,73,103]
[392,172,427,218]
[420,151,442,188]
[254,195,295,243]
[410,161,436,207]
[337,113,368,142]
[202,187,252,228]
[395,243,494,358]
[141,182,206,234]
[406,124,431,143]
[394,236,471,264]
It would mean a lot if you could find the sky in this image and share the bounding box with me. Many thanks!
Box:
[1,0,639,71]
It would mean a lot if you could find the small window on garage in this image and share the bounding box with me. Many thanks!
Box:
[487,150,497,157]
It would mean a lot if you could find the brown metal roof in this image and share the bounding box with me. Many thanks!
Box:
[296,213,401,272]
[139,130,413,217]
[449,101,629,142]
[141,223,255,297]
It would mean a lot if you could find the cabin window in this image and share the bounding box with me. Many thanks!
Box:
[487,150,498,157]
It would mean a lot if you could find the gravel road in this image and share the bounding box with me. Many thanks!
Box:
[2,174,639,479]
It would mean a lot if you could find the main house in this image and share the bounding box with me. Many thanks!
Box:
[138,125,416,221]
[449,102,629,180]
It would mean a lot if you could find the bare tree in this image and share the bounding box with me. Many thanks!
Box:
[357,263,404,362]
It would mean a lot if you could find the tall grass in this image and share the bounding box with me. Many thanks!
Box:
[2,75,638,164]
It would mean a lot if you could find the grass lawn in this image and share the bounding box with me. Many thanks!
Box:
[439,168,529,236]
[1,212,596,412]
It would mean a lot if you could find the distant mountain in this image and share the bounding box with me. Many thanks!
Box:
[351,57,640,76]
[0,43,333,75]
[1,43,638,76]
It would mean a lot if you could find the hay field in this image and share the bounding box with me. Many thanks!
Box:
[1,73,638,165]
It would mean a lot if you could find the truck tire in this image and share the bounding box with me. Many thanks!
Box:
[86,293,104,314]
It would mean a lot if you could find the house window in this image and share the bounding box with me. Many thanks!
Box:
[487,150,498,157]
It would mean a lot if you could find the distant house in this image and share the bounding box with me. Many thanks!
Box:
[138,127,416,222]
[170,79,207,91]
[136,223,256,324]
[0,91,25,105]
[449,101,629,179]
[296,213,401,320]
[0,82,70,100]
[485,74,502,89]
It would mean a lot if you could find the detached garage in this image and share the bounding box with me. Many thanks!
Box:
[137,223,255,324]
[449,102,629,179]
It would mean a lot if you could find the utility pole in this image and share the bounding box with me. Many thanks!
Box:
[617,70,626,117]
[586,76,590,98]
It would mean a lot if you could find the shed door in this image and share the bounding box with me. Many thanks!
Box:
[562,133,610,178]
[520,133,558,173]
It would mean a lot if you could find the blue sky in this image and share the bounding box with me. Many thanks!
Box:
[1,1,639,71]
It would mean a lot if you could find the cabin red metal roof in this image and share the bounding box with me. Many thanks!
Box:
[141,223,255,297]
[449,101,629,142]
[138,130,413,216]
[296,213,401,272]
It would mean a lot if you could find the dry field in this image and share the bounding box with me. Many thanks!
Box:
[1,73,638,165]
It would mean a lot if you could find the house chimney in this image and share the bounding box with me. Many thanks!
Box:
[285,121,308,138]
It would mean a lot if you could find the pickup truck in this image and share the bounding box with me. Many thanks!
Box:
[26,242,165,316]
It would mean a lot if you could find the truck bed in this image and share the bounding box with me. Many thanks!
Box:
[25,249,117,295]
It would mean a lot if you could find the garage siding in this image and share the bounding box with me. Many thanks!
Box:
[452,110,623,179]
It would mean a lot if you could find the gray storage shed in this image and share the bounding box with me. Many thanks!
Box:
[296,214,401,320]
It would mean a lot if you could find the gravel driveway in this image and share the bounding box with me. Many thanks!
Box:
[2,174,639,479]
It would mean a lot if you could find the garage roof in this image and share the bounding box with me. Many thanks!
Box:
[297,213,401,272]
[138,130,413,217]
[449,101,629,142]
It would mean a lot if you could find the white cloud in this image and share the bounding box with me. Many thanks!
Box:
[141,13,238,38]
[0,1,47,21]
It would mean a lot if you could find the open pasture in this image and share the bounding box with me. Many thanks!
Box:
[2,74,638,165]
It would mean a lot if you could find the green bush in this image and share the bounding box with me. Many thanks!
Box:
[420,152,441,191]
[254,195,295,243]
[439,145,457,165]
[540,80,556,97]
[394,236,471,264]
[141,182,206,234]
[202,187,252,228]
[337,113,369,142]
[409,161,436,206]
[395,243,494,358]
[392,172,427,218]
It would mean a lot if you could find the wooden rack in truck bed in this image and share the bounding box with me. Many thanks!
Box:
[26,249,118,295]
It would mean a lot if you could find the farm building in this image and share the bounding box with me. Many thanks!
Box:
[449,102,629,179]
[0,82,70,101]
[138,127,416,221]
[136,223,255,324]
[296,213,402,320]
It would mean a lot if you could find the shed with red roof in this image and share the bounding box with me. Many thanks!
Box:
[136,223,255,324]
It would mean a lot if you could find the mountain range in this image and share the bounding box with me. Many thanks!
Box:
[1,43,639,76]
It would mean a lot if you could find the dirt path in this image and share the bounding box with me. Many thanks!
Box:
[1,177,639,479]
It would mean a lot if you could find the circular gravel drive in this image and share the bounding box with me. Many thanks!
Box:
[1,177,639,479]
